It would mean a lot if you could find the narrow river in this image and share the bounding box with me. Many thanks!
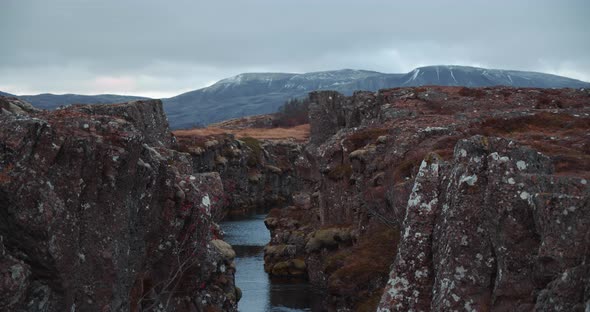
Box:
[221,214,324,312]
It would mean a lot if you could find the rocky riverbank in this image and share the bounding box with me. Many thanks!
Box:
[262,86,590,311]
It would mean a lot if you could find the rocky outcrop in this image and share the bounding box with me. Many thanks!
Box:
[264,86,590,311]
[0,97,238,311]
[0,96,40,115]
[72,100,174,147]
[378,136,589,311]
[176,134,304,218]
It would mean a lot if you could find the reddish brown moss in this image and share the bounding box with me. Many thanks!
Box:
[325,224,400,309]
[327,164,353,181]
[0,163,14,184]
[476,112,590,177]
[458,87,486,98]
[392,151,428,183]
[346,128,388,150]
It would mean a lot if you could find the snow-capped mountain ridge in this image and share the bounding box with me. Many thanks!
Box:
[162,65,588,128]
[4,65,589,129]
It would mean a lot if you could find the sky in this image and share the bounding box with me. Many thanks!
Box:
[0,0,588,98]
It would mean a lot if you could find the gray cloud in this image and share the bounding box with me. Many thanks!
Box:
[1,0,589,97]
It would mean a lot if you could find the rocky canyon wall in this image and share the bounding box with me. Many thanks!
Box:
[264,86,590,311]
[175,132,306,219]
[0,97,239,311]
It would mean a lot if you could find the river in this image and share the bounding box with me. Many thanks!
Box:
[221,214,324,312]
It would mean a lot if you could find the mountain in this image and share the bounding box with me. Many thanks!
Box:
[395,65,589,88]
[0,90,14,97]
[3,65,588,129]
[17,93,150,110]
[162,69,398,128]
[162,65,590,129]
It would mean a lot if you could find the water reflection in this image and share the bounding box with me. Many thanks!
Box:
[221,214,325,312]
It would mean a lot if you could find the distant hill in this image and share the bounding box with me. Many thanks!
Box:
[17,93,150,110]
[161,65,590,129]
[0,90,14,97]
[3,65,589,129]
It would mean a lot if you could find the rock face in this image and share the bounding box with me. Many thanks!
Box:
[263,86,590,311]
[0,97,238,311]
[72,100,174,147]
[176,134,304,218]
[378,136,589,311]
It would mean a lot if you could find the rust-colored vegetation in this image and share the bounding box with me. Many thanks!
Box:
[0,163,14,184]
[476,112,590,177]
[325,223,400,311]
[392,150,428,183]
[431,135,463,160]
[327,164,353,181]
[346,128,388,150]
[457,87,486,98]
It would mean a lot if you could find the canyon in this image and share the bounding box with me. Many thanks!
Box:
[1,85,589,311]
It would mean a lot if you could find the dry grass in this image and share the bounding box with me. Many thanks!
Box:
[173,124,310,142]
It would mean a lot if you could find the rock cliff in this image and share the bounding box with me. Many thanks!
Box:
[0,97,238,311]
[378,136,589,311]
[264,86,590,311]
[175,133,304,218]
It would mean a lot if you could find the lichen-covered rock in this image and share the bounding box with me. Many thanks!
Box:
[377,154,442,311]
[305,227,353,253]
[211,239,236,260]
[72,99,174,147]
[0,237,31,310]
[378,136,590,311]
[0,96,39,115]
[0,97,237,311]
[176,134,304,218]
[267,86,590,311]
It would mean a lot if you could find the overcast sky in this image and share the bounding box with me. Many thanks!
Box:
[1,0,588,98]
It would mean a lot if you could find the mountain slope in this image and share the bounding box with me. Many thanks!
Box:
[162,66,589,128]
[163,69,394,128]
[3,65,588,129]
[17,93,150,110]
[0,90,14,97]
[397,65,589,88]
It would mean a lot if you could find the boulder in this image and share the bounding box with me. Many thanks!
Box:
[211,239,236,260]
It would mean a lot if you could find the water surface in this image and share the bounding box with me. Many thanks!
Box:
[221,214,324,312]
